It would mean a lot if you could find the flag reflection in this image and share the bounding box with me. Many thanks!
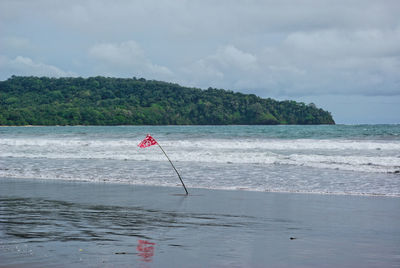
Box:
[137,239,156,262]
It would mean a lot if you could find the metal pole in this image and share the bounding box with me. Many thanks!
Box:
[157,143,188,195]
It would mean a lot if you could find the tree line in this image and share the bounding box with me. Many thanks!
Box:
[0,76,335,125]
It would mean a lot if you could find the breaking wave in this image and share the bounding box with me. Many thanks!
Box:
[1,125,400,197]
[1,137,399,174]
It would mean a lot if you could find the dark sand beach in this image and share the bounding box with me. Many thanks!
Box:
[0,178,399,267]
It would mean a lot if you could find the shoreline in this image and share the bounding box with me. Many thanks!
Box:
[2,123,400,127]
[1,124,337,127]
[2,176,399,198]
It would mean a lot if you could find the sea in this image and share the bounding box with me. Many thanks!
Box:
[1,125,400,267]
[1,125,399,197]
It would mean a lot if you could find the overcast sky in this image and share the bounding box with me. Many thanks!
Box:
[1,0,399,124]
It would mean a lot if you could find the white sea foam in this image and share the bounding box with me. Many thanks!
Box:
[1,126,400,196]
[1,159,399,197]
[2,137,400,151]
[1,137,399,173]
[169,139,400,151]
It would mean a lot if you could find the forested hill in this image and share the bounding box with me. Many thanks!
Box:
[0,76,335,125]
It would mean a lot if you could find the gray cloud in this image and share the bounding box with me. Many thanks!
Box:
[1,0,400,122]
[182,45,258,88]
[88,41,172,79]
[1,36,31,52]
[180,27,400,97]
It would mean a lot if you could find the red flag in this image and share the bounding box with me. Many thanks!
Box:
[138,134,158,148]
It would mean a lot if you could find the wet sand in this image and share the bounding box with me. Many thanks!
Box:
[1,178,399,267]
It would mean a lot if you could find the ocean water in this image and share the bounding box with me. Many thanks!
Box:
[1,125,400,267]
[1,125,400,196]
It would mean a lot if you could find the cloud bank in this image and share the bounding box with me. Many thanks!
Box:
[1,0,399,122]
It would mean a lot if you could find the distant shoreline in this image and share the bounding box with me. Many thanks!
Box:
[0,123,337,127]
[1,123,399,127]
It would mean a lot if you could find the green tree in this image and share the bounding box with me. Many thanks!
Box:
[0,76,335,126]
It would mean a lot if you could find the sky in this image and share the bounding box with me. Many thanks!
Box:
[1,0,399,124]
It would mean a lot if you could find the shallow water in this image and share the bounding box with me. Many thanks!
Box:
[1,178,399,267]
[1,125,400,196]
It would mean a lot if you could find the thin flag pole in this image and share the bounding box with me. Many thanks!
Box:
[138,134,189,195]
[156,143,188,195]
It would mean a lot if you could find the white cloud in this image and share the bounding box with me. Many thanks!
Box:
[183,45,258,88]
[89,41,144,67]
[283,28,400,59]
[89,40,173,79]
[0,55,76,79]
[211,45,258,71]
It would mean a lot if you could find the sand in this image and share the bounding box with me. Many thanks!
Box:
[0,178,399,267]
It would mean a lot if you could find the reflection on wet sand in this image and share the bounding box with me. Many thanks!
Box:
[0,196,257,244]
[137,240,156,262]
[0,195,263,266]
[1,179,398,267]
